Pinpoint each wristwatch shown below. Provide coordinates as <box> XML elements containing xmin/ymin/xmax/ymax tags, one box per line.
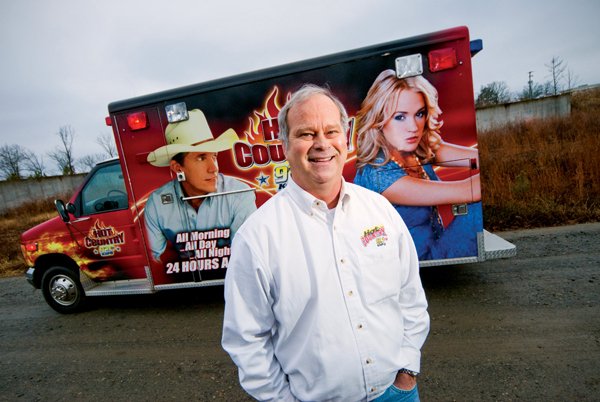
<box><xmin>398</xmin><ymin>368</ymin><xmax>419</xmax><ymax>377</ymax></box>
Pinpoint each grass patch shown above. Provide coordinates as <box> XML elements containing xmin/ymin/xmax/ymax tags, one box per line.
<box><xmin>0</xmin><ymin>198</ymin><xmax>61</xmax><ymax>278</ymax></box>
<box><xmin>479</xmin><ymin>88</ymin><xmax>600</xmax><ymax>230</ymax></box>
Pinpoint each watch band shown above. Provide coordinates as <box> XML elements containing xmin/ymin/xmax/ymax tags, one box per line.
<box><xmin>398</xmin><ymin>368</ymin><xmax>419</xmax><ymax>377</ymax></box>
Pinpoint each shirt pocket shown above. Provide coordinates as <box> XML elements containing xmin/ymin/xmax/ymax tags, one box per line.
<box><xmin>356</xmin><ymin>245</ymin><xmax>401</xmax><ymax>305</ymax></box>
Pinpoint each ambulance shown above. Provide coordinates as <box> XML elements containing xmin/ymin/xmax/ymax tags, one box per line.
<box><xmin>21</xmin><ymin>26</ymin><xmax>516</xmax><ymax>313</ymax></box>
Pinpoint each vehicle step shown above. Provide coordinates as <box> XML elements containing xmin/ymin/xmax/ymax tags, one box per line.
<box><xmin>84</xmin><ymin>279</ymin><xmax>154</xmax><ymax>296</ymax></box>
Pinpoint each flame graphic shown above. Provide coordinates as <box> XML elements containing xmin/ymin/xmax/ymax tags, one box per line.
<box><xmin>243</xmin><ymin>86</ymin><xmax>287</xmax><ymax>143</ymax></box>
<box><xmin>22</xmin><ymin>218</ymin><xmax>125</xmax><ymax>282</ymax></box>
<box><xmin>23</xmin><ymin>232</ymin><xmax>95</xmax><ymax>274</ymax></box>
<box><xmin>222</xmin><ymin>86</ymin><xmax>290</xmax><ymax>197</ymax></box>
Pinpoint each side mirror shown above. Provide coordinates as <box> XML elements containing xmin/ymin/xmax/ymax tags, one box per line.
<box><xmin>66</xmin><ymin>202</ymin><xmax>76</xmax><ymax>214</ymax></box>
<box><xmin>55</xmin><ymin>199</ymin><xmax>70</xmax><ymax>223</ymax></box>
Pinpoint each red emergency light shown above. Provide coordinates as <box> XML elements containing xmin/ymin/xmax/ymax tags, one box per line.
<box><xmin>127</xmin><ymin>111</ymin><xmax>148</xmax><ymax>131</ymax></box>
<box><xmin>428</xmin><ymin>47</ymin><xmax>458</xmax><ymax>72</ymax></box>
<box><xmin>24</xmin><ymin>242</ymin><xmax>38</xmax><ymax>252</ymax></box>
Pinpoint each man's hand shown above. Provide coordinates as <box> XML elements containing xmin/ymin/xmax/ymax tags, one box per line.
<box><xmin>393</xmin><ymin>371</ymin><xmax>417</xmax><ymax>391</ymax></box>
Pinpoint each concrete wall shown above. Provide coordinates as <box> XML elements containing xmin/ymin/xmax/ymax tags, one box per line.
<box><xmin>476</xmin><ymin>93</ymin><xmax>571</xmax><ymax>131</ymax></box>
<box><xmin>0</xmin><ymin>174</ymin><xmax>86</xmax><ymax>214</ymax></box>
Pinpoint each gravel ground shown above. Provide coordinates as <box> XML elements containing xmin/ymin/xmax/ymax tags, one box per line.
<box><xmin>1</xmin><ymin>223</ymin><xmax>599</xmax><ymax>401</ymax></box>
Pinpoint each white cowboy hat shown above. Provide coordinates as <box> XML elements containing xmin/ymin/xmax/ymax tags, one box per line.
<box><xmin>147</xmin><ymin>109</ymin><xmax>238</xmax><ymax>167</ymax></box>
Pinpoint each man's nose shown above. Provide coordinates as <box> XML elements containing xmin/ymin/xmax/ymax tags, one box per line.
<box><xmin>313</xmin><ymin>132</ymin><xmax>329</xmax><ymax>149</ymax></box>
<box><xmin>207</xmin><ymin>157</ymin><xmax>218</xmax><ymax>173</ymax></box>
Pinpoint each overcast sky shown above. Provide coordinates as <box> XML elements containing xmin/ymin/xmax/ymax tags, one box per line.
<box><xmin>1</xmin><ymin>0</ymin><xmax>599</xmax><ymax>174</ymax></box>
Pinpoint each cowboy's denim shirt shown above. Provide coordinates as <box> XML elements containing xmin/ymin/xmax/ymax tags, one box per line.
<box><xmin>144</xmin><ymin>173</ymin><xmax>256</xmax><ymax>260</ymax></box>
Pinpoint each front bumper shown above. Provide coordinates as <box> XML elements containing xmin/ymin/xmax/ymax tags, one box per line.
<box><xmin>26</xmin><ymin>267</ymin><xmax>37</xmax><ymax>288</ymax></box>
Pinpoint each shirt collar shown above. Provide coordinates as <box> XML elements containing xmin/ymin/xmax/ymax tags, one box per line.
<box><xmin>173</xmin><ymin>179</ymin><xmax>185</xmax><ymax>199</ymax></box>
<box><xmin>286</xmin><ymin>175</ymin><xmax>351</xmax><ymax>214</ymax></box>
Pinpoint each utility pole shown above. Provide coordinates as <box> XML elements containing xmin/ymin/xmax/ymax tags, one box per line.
<box><xmin>528</xmin><ymin>71</ymin><xmax>534</xmax><ymax>99</ymax></box>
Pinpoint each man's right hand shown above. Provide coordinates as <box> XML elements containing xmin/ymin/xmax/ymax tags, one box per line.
<box><xmin>393</xmin><ymin>371</ymin><xmax>417</xmax><ymax>391</ymax></box>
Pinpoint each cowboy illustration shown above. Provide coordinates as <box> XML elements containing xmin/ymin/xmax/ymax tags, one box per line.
<box><xmin>144</xmin><ymin>109</ymin><xmax>257</xmax><ymax>263</ymax></box>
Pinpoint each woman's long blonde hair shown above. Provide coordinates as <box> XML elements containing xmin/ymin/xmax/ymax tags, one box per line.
<box><xmin>356</xmin><ymin>70</ymin><xmax>443</xmax><ymax>169</ymax></box>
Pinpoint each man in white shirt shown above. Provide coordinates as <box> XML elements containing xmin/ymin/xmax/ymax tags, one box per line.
<box><xmin>222</xmin><ymin>85</ymin><xmax>429</xmax><ymax>401</ymax></box>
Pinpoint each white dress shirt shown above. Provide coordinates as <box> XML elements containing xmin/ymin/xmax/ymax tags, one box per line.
<box><xmin>222</xmin><ymin>177</ymin><xmax>429</xmax><ymax>402</ymax></box>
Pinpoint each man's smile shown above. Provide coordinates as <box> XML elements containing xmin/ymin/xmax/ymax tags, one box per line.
<box><xmin>308</xmin><ymin>155</ymin><xmax>336</xmax><ymax>163</ymax></box>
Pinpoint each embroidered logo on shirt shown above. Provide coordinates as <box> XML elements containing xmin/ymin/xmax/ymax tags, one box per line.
<box><xmin>361</xmin><ymin>225</ymin><xmax>388</xmax><ymax>247</ymax></box>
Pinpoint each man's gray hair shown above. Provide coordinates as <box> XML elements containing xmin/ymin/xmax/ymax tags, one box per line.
<box><xmin>277</xmin><ymin>84</ymin><xmax>349</xmax><ymax>147</ymax></box>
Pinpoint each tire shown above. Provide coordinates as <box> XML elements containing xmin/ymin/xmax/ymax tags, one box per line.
<box><xmin>41</xmin><ymin>266</ymin><xmax>86</xmax><ymax>314</ymax></box>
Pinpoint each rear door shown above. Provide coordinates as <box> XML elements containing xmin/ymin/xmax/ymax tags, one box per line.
<box><xmin>112</xmin><ymin>107</ymin><xmax>197</xmax><ymax>285</ymax></box>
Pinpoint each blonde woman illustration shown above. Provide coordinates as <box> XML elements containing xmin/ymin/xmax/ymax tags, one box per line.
<box><xmin>354</xmin><ymin>70</ymin><xmax>482</xmax><ymax>260</ymax></box>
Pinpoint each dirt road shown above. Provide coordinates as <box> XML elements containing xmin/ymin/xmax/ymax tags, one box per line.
<box><xmin>1</xmin><ymin>223</ymin><xmax>599</xmax><ymax>401</ymax></box>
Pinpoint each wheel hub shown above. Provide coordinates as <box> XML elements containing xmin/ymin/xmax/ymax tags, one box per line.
<box><xmin>49</xmin><ymin>275</ymin><xmax>77</xmax><ymax>306</ymax></box>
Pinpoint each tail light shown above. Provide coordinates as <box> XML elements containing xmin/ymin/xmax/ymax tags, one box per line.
<box><xmin>127</xmin><ymin>111</ymin><xmax>148</xmax><ymax>131</ymax></box>
<box><xmin>428</xmin><ymin>47</ymin><xmax>458</xmax><ymax>72</ymax></box>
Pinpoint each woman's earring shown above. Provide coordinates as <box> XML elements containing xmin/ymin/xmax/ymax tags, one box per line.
<box><xmin>176</xmin><ymin>171</ymin><xmax>186</xmax><ymax>182</ymax></box>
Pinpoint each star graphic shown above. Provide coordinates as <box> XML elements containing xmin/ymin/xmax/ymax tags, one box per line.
<box><xmin>256</xmin><ymin>173</ymin><xmax>270</xmax><ymax>187</ymax></box>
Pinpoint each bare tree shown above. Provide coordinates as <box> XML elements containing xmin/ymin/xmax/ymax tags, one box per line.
<box><xmin>78</xmin><ymin>153</ymin><xmax>104</xmax><ymax>172</ymax></box>
<box><xmin>23</xmin><ymin>151</ymin><xmax>46</xmax><ymax>178</ymax></box>
<box><xmin>96</xmin><ymin>132</ymin><xmax>117</xmax><ymax>158</ymax></box>
<box><xmin>0</xmin><ymin>144</ymin><xmax>28</xmax><ymax>180</ymax></box>
<box><xmin>566</xmin><ymin>69</ymin><xmax>580</xmax><ymax>91</ymax></box>
<box><xmin>48</xmin><ymin>125</ymin><xmax>76</xmax><ymax>175</ymax></box>
<box><xmin>476</xmin><ymin>81</ymin><xmax>512</xmax><ymax>107</ymax></box>
<box><xmin>545</xmin><ymin>56</ymin><xmax>567</xmax><ymax>95</ymax></box>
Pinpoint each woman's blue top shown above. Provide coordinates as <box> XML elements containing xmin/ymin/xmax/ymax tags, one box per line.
<box><xmin>354</xmin><ymin>153</ymin><xmax>482</xmax><ymax>261</ymax></box>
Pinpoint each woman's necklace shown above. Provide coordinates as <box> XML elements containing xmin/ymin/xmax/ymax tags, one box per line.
<box><xmin>389</xmin><ymin>152</ymin><xmax>429</xmax><ymax>180</ymax></box>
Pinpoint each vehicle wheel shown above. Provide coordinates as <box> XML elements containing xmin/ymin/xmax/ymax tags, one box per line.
<box><xmin>41</xmin><ymin>266</ymin><xmax>86</xmax><ymax>314</ymax></box>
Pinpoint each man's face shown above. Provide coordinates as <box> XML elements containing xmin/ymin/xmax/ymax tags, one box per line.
<box><xmin>283</xmin><ymin>94</ymin><xmax>347</xmax><ymax>196</ymax></box>
<box><xmin>171</xmin><ymin>152</ymin><xmax>218</xmax><ymax>196</ymax></box>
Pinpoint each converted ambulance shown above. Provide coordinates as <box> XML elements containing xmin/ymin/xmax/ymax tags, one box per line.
<box><xmin>21</xmin><ymin>26</ymin><xmax>515</xmax><ymax>313</ymax></box>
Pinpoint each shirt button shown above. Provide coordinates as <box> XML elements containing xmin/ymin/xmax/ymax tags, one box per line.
<box><xmin>340</xmin><ymin>258</ymin><xmax>345</xmax><ymax>264</ymax></box>
<box><xmin>366</xmin><ymin>358</ymin><xmax>373</xmax><ymax>364</ymax></box>
<box><xmin>357</xmin><ymin>323</ymin><xmax>363</xmax><ymax>329</ymax></box>
<box><xmin>370</xmin><ymin>387</ymin><xmax>377</xmax><ymax>392</ymax></box>
<box><xmin>348</xmin><ymin>290</ymin><xmax>353</xmax><ymax>297</ymax></box>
